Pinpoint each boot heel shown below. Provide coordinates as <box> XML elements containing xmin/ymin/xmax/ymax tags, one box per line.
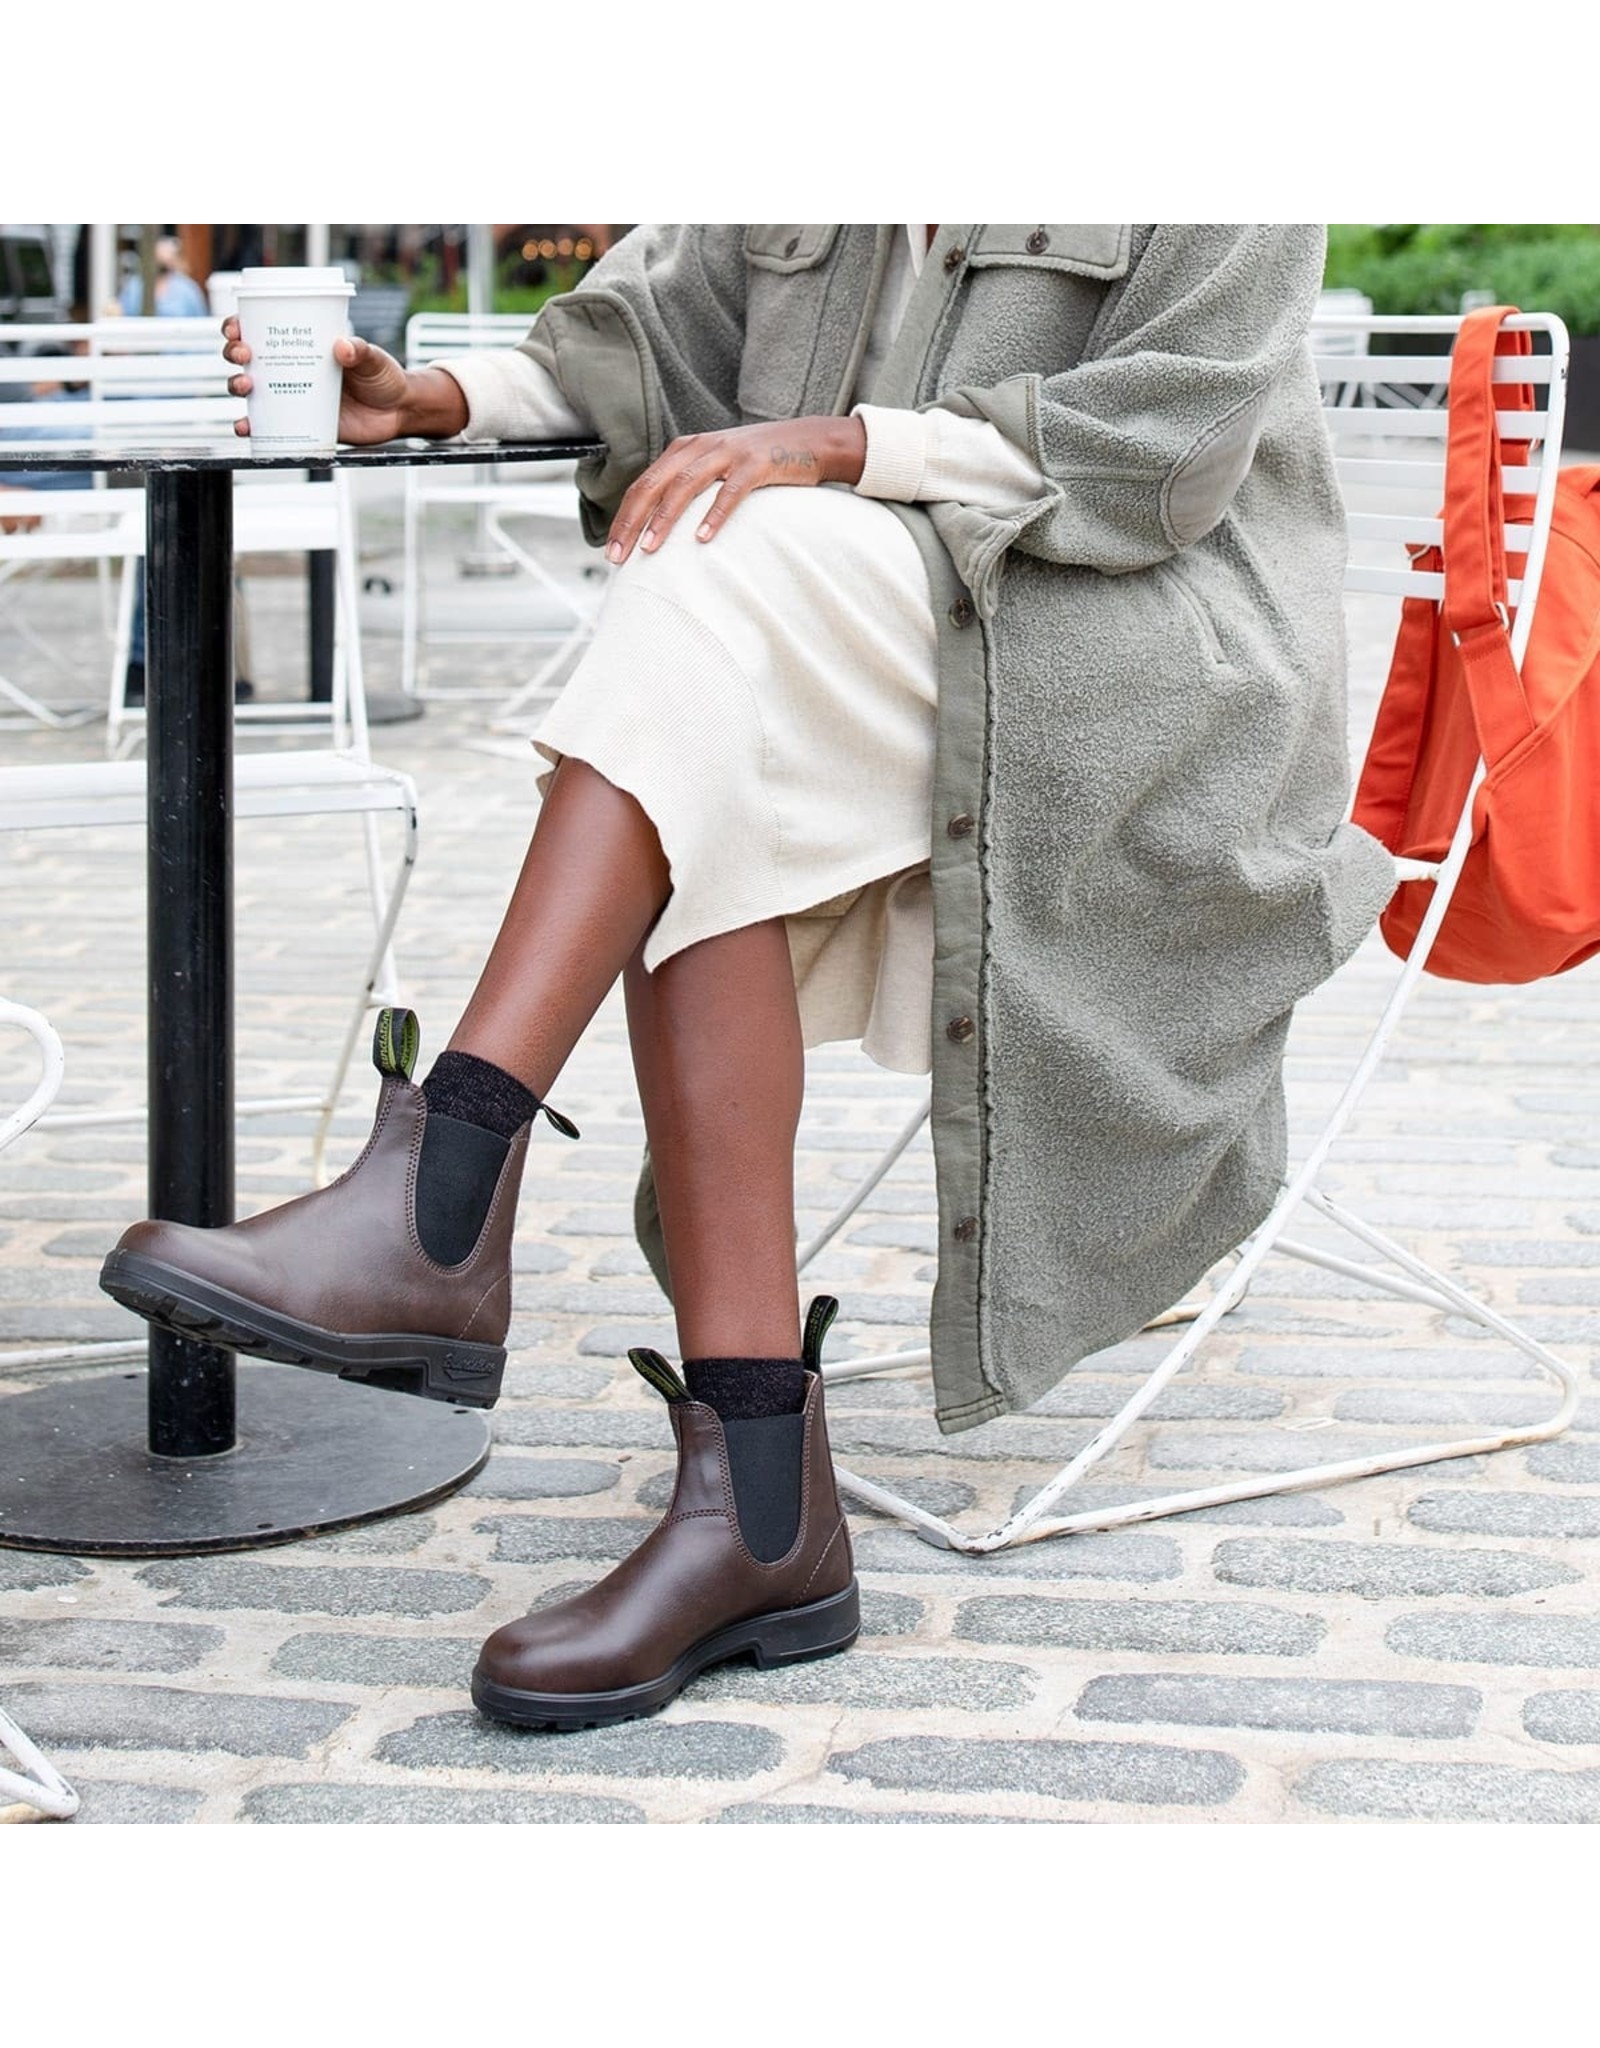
<box><xmin>747</xmin><ymin>1581</ymin><xmax>861</xmax><ymax>1669</ymax></box>
<box><xmin>419</xmin><ymin>1340</ymin><xmax>506</xmax><ymax>1408</ymax></box>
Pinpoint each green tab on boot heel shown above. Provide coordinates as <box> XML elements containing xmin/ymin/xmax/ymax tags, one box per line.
<box><xmin>802</xmin><ymin>1296</ymin><xmax>840</xmax><ymax>1373</ymax></box>
<box><xmin>629</xmin><ymin>1348</ymin><xmax>688</xmax><ymax>1403</ymax></box>
<box><xmin>372</xmin><ymin>1008</ymin><xmax>421</xmax><ymax>1082</ymax></box>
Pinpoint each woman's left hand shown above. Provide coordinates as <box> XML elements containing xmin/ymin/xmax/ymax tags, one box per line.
<box><xmin>606</xmin><ymin>414</ymin><xmax>868</xmax><ymax>564</ymax></box>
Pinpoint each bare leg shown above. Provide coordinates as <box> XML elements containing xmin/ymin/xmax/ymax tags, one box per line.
<box><xmin>625</xmin><ymin>921</ymin><xmax>804</xmax><ymax>1360</ymax></box>
<box><xmin>448</xmin><ymin>755</ymin><xmax>671</xmax><ymax>1097</ymax></box>
<box><xmin>451</xmin><ymin>750</ymin><xmax>804</xmax><ymax>1358</ymax></box>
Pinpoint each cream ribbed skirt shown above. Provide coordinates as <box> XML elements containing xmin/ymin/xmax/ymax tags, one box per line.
<box><xmin>533</xmin><ymin>482</ymin><xmax>938</xmax><ymax>1074</ymax></box>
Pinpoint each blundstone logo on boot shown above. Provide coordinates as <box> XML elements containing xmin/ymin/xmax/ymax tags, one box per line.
<box><xmin>441</xmin><ymin>1352</ymin><xmax>493</xmax><ymax>1380</ymax></box>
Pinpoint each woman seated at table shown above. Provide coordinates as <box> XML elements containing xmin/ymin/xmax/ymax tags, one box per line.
<box><xmin>102</xmin><ymin>225</ymin><xmax>1393</xmax><ymax>1730</ymax></box>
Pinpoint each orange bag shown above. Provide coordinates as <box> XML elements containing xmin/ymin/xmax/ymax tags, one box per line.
<box><xmin>1351</xmin><ymin>305</ymin><xmax>1600</xmax><ymax>983</ymax></box>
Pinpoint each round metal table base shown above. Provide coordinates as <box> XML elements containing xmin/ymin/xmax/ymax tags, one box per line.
<box><xmin>0</xmin><ymin>1364</ymin><xmax>491</xmax><ymax>1557</ymax></box>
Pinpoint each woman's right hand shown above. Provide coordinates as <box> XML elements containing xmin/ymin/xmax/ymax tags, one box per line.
<box><xmin>222</xmin><ymin>319</ymin><xmax>415</xmax><ymax>444</ymax></box>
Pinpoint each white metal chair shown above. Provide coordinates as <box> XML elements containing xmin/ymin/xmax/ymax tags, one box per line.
<box><xmin>806</xmin><ymin>310</ymin><xmax>1581</xmax><ymax>1554</ymax></box>
<box><xmin>0</xmin><ymin>462</ymin><xmax>419</xmax><ymax>1181</ymax></box>
<box><xmin>397</xmin><ymin>311</ymin><xmax>603</xmax><ymax>719</ymax></box>
<box><xmin>0</xmin><ymin>996</ymin><xmax>81</xmax><ymax>1823</ymax></box>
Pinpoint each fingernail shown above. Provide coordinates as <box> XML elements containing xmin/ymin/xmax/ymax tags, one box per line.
<box><xmin>641</xmin><ymin>529</ymin><xmax>657</xmax><ymax>551</ymax></box>
<box><xmin>606</xmin><ymin>542</ymin><xmax>623</xmax><ymax>562</ymax></box>
<box><xmin>696</xmin><ymin>522</ymin><xmax>713</xmax><ymax>541</ymax></box>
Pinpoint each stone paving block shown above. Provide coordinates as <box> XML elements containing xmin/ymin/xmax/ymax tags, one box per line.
<box><xmin>829</xmin><ymin>1413</ymin><xmax>1094</xmax><ymax>1463</ymax></box>
<box><xmin>507</xmin><ymin>1362</ymin><xmax>616</xmax><ymax>1400</ymax></box>
<box><xmin>859</xmin><ymin>1590</ymin><xmax>924</xmax><ymax>1638</ymax></box>
<box><xmin>474</xmin><ymin>1514</ymin><xmax>653</xmax><ymax>1566</ymax></box>
<box><xmin>852</xmin><ymin>1526</ymin><xmax>1182</xmax><ymax>1583</ymax></box>
<box><xmin>70</xmin><ymin>1781</ymin><xmax>207</xmax><ymax>1824</ymax></box>
<box><xmin>1296</xmin><ymin>1759</ymin><xmax>1600</xmax><ymax>1822</ymax></box>
<box><xmin>1524</xmin><ymin>1441</ymin><xmax>1600</xmax><ymax>1484</ymax></box>
<box><xmin>377</xmin><ymin>1710</ymin><xmax>783</xmax><ymax>1781</ymax></box>
<box><xmin>1522</xmin><ymin>1691</ymin><xmax>1600</xmax><ymax>1744</ymax></box>
<box><xmin>1333</xmin><ymin>1388</ymin><xmax>1570</xmax><ymax>1427</ymax></box>
<box><xmin>136</xmin><ymin>1559</ymin><xmax>493</xmax><ymax>1617</ymax></box>
<box><xmin>1145</xmin><ymin>1428</ymin><xmax>1409</xmax><ymax>1472</ymax></box>
<box><xmin>492</xmin><ymin>1407</ymin><xmax>673</xmax><ymax>1451</ymax></box>
<box><xmin>1211</xmin><ymin>1536</ymin><xmax>1579</xmax><ymax>1600</ymax></box>
<box><xmin>832</xmin><ymin>1735</ymin><xmax>1244</xmax><ymax>1808</ymax></box>
<box><xmin>1028</xmin><ymin>1380</ymin><xmax>1285</xmax><ymax>1422</ymax></box>
<box><xmin>955</xmin><ymin>1596</ymin><xmax>1323</xmax><ymax>1657</ymax></box>
<box><xmin>240</xmin><ymin>1783</ymin><xmax>646</xmax><ymax>1823</ymax></box>
<box><xmin>509</xmin><ymin>1242</ymin><xmax>571</xmax><ymax>1275</ymax></box>
<box><xmin>299</xmin><ymin>1513</ymin><xmax>438</xmax><ymax>1557</ymax></box>
<box><xmin>3</xmin><ymin>1682</ymin><xmax>350</xmax><ymax>1757</ymax></box>
<box><xmin>846</xmin><ymin>1219</ymin><xmax>938</xmax><ymax>1255</ymax></box>
<box><xmin>1452</xmin><ymin>1238</ymin><xmax>1600</xmax><ymax>1269</ymax></box>
<box><xmin>1237</xmin><ymin>1343</ymin><xmax>1539</xmax><ymax>1382</ymax></box>
<box><xmin>695</xmin><ymin>1652</ymin><xmax>1036</xmax><ymax>1712</ymax></box>
<box><xmin>464</xmin><ymin>1455</ymin><xmax>622</xmax><ymax>1501</ymax></box>
<box><xmin>0</xmin><ymin>1552</ymin><xmax>90</xmax><ymax>1591</ymax></box>
<box><xmin>0</xmin><ymin>1619</ymin><xmax>223</xmax><ymax>1673</ymax></box>
<box><xmin>587</xmin><ymin>1246</ymin><xmax>656</xmax><ymax>1278</ymax></box>
<box><xmin>270</xmin><ymin>1632</ymin><xmax>482</xmax><ymax>1689</ymax></box>
<box><xmin>574</xmin><ymin>1322</ymin><xmax>678</xmax><ymax>1358</ymax></box>
<box><xmin>1075</xmin><ymin>1671</ymin><xmax>1481</xmax><ymax>1739</ymax></box>
<box><xmin>546</xmin><ymin>1206</ymin><xmax>636</xmax><ymax>1237</ymax></box>
<box><xmin>1407</xmin><ymin>1491</ymin><xmax>1600</xmax><ymax>1539</ymax></box>
<box><xmin>714</xmin><ymin>1802</ymin><xmax>1033</xmax><ymax>1823</ymax></box>
<box><xmin>1387</xmin><ymin>1612</ymin><xmax>1600</xmax><ymax>1669</ymax></box>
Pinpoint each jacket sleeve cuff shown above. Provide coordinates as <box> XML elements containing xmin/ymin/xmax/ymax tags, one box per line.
<box><xmin>434</xmin><ymin>349</ymin><xmax>591</xmax><ymax>444</ymax></box>
<box><xmin>851</xmin><ymin>403</ymin><xmax>932</xmax><ymax>500</ymax></box>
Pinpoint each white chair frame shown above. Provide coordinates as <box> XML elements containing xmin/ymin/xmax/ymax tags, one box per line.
<box><xmin>806</xmin><ymin>311</ymin><xmax>1581</xmax><ymax>1554</ymax></box>
<box><xmin>0</xmin><ymin>996</ymin><xmax>81</xmax><ymax>1823</ymax></box>
<box><xmin>0</xmin><ymin>471</ymin><xmax>418</xmax><ymax>1183</ymax></box>
<box><xmin>397</xmin><ymin>312</ymin><xmax>603</xmax><ymax>718</ymax></box>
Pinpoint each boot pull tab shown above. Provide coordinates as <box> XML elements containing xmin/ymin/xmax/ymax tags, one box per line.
<box><xmin>372</xmin><ymin>1008</ymin><xmax>421</xmax><ymax>1082</ymax></box>
<box><xmin>802</xmin><ymin>1295</ymin><xmax>840</xmax><ymax>1374</ymax></box>
<box><xmin>628</xmin><ymin>1348</ymin><xmax>688</xmax><ymax>1403</ymax></box>
<box><xmin>537</xmin><ymin>1103</ymin><xmax>582</xmax><ymax>1141</ymax></box>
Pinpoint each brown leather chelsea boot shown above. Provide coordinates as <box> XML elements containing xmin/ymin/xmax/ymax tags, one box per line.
<box><xmin>98</xmin><ymin>1009</ymin><xmax>575</xmax><ymax>1409</ymax></box>
<box><xmin>472</xmin><ymin>1297</ymin><xmax>860</xmax><ymax>1728</ymax></box>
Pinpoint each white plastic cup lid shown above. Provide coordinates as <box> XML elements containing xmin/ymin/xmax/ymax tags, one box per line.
<box><xmin>235</xmin><ymin>266</ymin><xmax>354</xmax><ymax>294</ymax></box>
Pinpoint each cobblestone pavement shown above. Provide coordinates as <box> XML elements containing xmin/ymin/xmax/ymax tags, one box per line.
<box><xmin>2</xmin><ymin>476</ymin><xmax>1598</xmax><ymax>1824</ymax></box>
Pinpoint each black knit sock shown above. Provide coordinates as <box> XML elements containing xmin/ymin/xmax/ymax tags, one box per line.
<box><xmin>685</xmin><ymin>1355</ymin><xmax>808</xmax><ymax>1564</ymax></box>
<box><xmin>415</xmin><ymin>1053</ymin><xmax>539</xmax><ymax>1267</ymax></box>
<box><xmin>422</xmin><ymin>1050</ymin><xmax>543</xmax><ymax>1141</ymax></box>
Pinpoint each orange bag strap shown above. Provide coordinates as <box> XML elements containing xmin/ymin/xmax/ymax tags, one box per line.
<box><xmin>1442</xmin><ymin>307</ymin><xmax>1539</xmax><ymax>766</ymax></box>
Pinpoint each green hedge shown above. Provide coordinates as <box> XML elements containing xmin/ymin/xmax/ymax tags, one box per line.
<box><xmin>1326</xmin><ymin>225</ymin><xmax>1600</xmax><ymax>334</ymax></box>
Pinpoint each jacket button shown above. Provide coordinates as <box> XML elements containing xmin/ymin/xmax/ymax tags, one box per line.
<box><xmin>1026</xmin><ymin>229</ymin><xmax>1050</xmax><ymax>255</ymax></box>
<box><xmin>948</xmin><ymin>595</ymin><xmax>975</xmax><ymax>628</ymax></box>
<box><xmin>946</xmin><ymin>812</ymin><xmax>976</xmax><ymax>839</ymax></box>
<box><xmin>946</xmin><ymin>1016</ymin><xmax>975</xmax><ymax>1044</ymax></box>
<box><xmin>943</xmin><ymin>245</ymin><xmax>965</xmax><ymax>272</ymax></box>
<box><xmin>784</xmin><ymin>235</ymin><xmax>800</xmax><ymax>258</ymax></box>
<box><xmin>953</xmin><ymin>1215</ymin><xmax>979</xmax><ymax>1243</ymax></box>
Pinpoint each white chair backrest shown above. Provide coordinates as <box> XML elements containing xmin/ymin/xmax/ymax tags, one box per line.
<box><xmin>0</xmin><ymin>317</ymin><xmax>233</xmax><ymax>444</ymax></box>
<box><xmin>404</xmin><ymin>311</ymin><xmax>536</xmax><ymax>367</ymax></box>
<box><xmin>1311</xmin><ymin>310</ymin><xmax>1570</xmax><ymax>671</ymax></box>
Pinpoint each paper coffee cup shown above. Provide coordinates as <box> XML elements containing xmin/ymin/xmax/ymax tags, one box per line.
<box><xmin>233</xmin><ymin>267</ymin><xmax>356</xmax><ymax>454</ymax></box>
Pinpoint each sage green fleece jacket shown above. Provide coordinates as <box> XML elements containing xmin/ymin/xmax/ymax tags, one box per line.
<box><xmin>523</xmin><ymin>224</ymin><xmax>1395</xmax><ymax>1433</ymax></box>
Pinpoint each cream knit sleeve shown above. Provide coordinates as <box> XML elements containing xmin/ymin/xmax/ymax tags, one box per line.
<box><xmin>851</xmin><ymin>401</ymin><xmax>1046</xmax><ymax>512</ymax></box>
<box><xmin>434</xmin><ymin>348</ymin><xmax>593</xmax><ymax>444</ymax></box>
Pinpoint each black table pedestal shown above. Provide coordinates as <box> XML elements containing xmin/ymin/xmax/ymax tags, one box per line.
<box><xmin>0</xmin><ymin>1367</ymin><xmax>490</xmax><ymax>1556</ymax></box>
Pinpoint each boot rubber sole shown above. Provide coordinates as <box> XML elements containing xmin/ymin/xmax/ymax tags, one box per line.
<box><xmin>98</xmin><ymin>1247</ymin><xmax>505</xmax><ymax>1409</ymax></box>
<box><xmin>470</xmin><ymin>1579</ymin><xmax>862</xmax><ymax>1730</ymax></box>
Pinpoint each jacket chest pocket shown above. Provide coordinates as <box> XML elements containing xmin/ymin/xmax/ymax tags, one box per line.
<box><xmin>967</xmin><ymin>224</ymin><xmax>1131</xmax><ymax>280</ymax></box>
<box><xmin>738</xmin><ymin>224</ymin><xmax>840</xmax><ymax>422</ymax></box>
<box><xmin>940</xmin><ymin>224</ymin><xmax>1133</xmax><ymax>389</ymax></box>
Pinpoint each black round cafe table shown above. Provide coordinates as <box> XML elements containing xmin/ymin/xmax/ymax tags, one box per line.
<box><xmin>0</xmin><ymin>436</ymin><xmax>602</xmax><ymax>1555</ymax></box>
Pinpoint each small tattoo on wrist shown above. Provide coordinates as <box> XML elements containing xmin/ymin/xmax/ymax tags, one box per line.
<box><xmin>768</xmin><ymin>447</ymin><xmax>818</xmax><ymax>470</ymax></box>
